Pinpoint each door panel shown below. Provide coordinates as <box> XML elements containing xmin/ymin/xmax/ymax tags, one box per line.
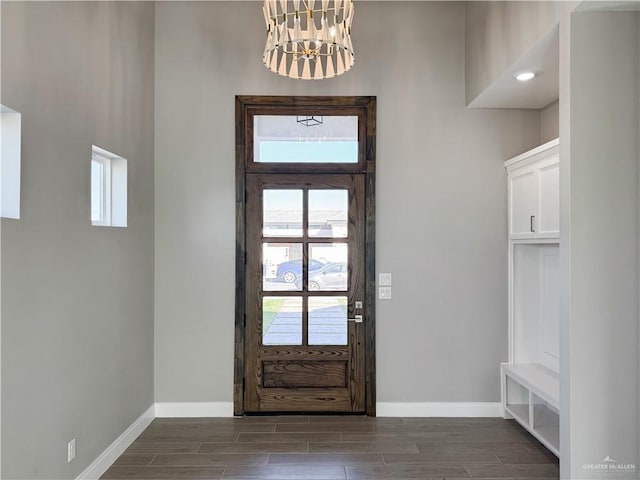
<box><xmin>245</xmin><ymin>174</ymin><xmax>365</xmax><ymax>413</ymax></box>
<box><xmin>510</xmin><ymin>168</ymin><xmax>538</xmax><ymax>235</ymax></box>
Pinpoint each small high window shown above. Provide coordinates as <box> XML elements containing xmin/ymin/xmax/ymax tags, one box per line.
<box><xmin>1</xmin><ymin>105</ymin><xmax>22</xmax><ymax>219</ymax></box>
<box><xmin>91</xmin><ymin>145</ymin><xmax>127</xmax><ymax>227</ymax></box>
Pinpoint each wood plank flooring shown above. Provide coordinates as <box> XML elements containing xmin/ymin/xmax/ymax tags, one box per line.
<box><xmin>101</xmin><ymin>417</ymin><xmax>559</xmax><ymax>480</ymax></box>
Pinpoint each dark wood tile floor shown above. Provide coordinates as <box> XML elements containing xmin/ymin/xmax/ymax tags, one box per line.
<box><xmin>101</xmin><ymin>417</ymin><xmax>559</xmax><ymax>480</ymax></box>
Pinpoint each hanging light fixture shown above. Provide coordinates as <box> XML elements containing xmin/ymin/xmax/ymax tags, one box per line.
<box><xmin>262</xmin><ymin>0</ymin><xmax>355</xmax><ymax>80</ymax></box>
<box><xmin>296</xmin><ymin>115</ymin><xmax>323</xmax><ymax>126</ymax></box>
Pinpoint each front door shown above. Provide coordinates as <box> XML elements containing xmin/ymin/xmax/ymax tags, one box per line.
<box><xmin>245</xmin><ymin>174</ymin><xmax>365</xmax><ymax>412</ymax></box>
<box><xmin>235</xmin><ymin>96</ymin><xmax>376</xmax><ymax>415</ymax></box>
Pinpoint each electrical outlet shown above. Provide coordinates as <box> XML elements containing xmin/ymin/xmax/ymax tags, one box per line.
<box><xmin>67</xmin><ymin>438</ymin><xmax>76</xmax><ymax>463</ymax></box>
<box><xmin>379</xmin><ymin>273</ymin><xmax>392</xmax><ymax>286</ymax></box>
<box><xmin>379</xmin><ymin>286</ymin><xmax>392</xmax><ymax>300</ymax></box>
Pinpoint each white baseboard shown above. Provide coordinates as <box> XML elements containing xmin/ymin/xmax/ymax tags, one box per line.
<box><xmin>75</xmin><ymin>405</ymin><xmax>155</xmax><ymax>480</ymax></box>
<box><xmin>155</xmin><ymin>402</ymin><xmax>234</xmax><ymax>418</ymax></box>
<box><xmin>376</xmin><ymin>402</ymin><xmax>502</xmax><ymax>417</ymax></box>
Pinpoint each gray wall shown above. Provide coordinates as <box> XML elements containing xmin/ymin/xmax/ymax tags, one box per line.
<box><xmin>557</xmin><ymin>5</ymin><xmax>573</xmax><ymax>477</ymax></box>
<box><xmin>567</xmin><ymin>10</ymin><xmax>639</xmax><ymax>478</ymax></box>
<box><xmin>154</xmin><ymin>1</ymin><xmax>541</xmax><ymax>405</ymax></box>
<box><xmin>465</xmin><ymin>1</ymin><xmax>576</xmax><ymax>105</ymax></box>
<box><xmin>1</xmin><ymin>2</ymin><xmax>155</xmax><ymax>478</ymax></box>
<box><xmin>540</xmin><ymin>100</ymin><xmax>559</xmax><ymax>143</ymax></box>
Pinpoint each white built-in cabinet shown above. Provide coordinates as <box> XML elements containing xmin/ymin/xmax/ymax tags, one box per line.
<box><xmin>501</xmin><ymin>138</ymin><xmax>560</xmax><ymax>457</ymax></box>
<box><xmin>507</xmin><ymin>140</ymin><xmax>559</xmax><ymax>239</ymax></box>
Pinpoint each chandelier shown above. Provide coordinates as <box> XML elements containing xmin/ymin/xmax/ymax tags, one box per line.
<box><xmin>262</xmin><ymin>0</ymin><xmax>355</xmax><ymax>80</ymax></box>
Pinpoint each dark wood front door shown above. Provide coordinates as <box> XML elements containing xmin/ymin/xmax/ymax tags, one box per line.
<box><xmin>235</xmin><ymin>96</ymin><xmax>376</xmax><ymax>415</ymax></box>
<box><xmin>244</xmin><ymin>174</ymin><xmax>365</xmax><ymax>413</ymax></box>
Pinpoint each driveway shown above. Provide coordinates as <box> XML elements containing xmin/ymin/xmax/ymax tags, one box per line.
<box><xmin>263</xmin><ymin>296</ymin><xmax>347</xmax><ymax>346</ymax></box>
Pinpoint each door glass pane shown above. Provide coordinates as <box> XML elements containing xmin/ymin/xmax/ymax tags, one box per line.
<box><xmin>263</xmin><ymin>243</ymin><xmax>302</xmax><ymax>290</ymax></box>
<box><xmin>263</xmin><ymin>189</ymin><xmax>303</xmax><ymax>237</ymax></box>
<box><xmin>254</xmin><ymin>116</ymin><xmax>358</xmax><ymax>164</ymax></box>
<box><xmin>308</xmin><ymin>190</ymin><xmax>348</xmax><ymax>238</ymax></box>
<box><xmin>309</xmin><ymin>297</ymin><xmax>348</xmax><ymax>345</ymax></box>
<box><xmin>263</xmin><ymin>297</ymin><xmax>302</xmax><ymax>346</ymax></box>
<box><xmin>308</xmin><ymin>244</ymin><xmax>348</xmax><ymax>291</ymax></box>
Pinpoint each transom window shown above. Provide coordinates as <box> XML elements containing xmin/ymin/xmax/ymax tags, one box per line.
<box><xmin>254</xmin><ymin>115</ymin><xmax>358</xmax><ymax>164</ymax></box>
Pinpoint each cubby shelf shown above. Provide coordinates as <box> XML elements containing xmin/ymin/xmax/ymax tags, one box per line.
<box><xmin>502</xmin><ymin>363</ymin><xmax>560</xmax><ymax>455</ymax></box>
<box><xmin>503</xmin><ymin>363</ymin><xmax>559</xmax><ymax>410</ymax></box>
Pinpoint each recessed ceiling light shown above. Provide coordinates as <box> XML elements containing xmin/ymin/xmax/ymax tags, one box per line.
<box><xmin>515</xmin><ymin>72</ymin><xmax>536</xmax><ymax>82</ymax></box>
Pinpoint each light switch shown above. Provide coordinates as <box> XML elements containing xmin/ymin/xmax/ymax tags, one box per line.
<box><xmin>379</xmin><ymin>273</ymin><xmax>392</xmax><ymax>286</ymax></box>
<box><xmin>379</xmin><ymin>286</ymin><xmax>392</xmax><ymax>300</ymax></box>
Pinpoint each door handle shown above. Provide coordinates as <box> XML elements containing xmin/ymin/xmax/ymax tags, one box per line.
<box><xmin>348</xmin><ymin>315</ymin><xmax>363</xmax><ymax>323</ymax></box>
<box><xmin>530</xmin><ymin>215</ymin><xmax>536</xmax><ymax>233</ymax></box>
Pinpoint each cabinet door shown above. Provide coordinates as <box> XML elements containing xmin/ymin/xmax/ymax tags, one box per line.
<box><xmin>538</xmin><ymin>160</ymin><xmax>559</xmax><ymax>236</ymax></box>
<box><xmin>510</xmin><ymin>168</ymin><xmax>538</xmax><ymax>236</ymax></box>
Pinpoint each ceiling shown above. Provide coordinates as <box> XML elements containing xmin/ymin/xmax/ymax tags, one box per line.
<box><xmin>467</xmin><ymin>25</ymin><xmax>559</xmax><ymax>110</ymax></box>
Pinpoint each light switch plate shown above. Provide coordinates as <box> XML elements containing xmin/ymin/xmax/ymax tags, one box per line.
<box><xmin>379</xmin><ymin>286</ymin><xmax>392</xmax><ymax>300</ymax></box>
<box><xmin>379</xmin><ymin>273</ymin><xmax>392</xmax><ymax>286</ymax></box>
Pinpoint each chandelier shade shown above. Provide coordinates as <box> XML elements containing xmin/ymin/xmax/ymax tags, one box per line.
<box><xmin>262</xmin><ymin>0</ymin><xmax>355</xmax><ymax>80</ymax></box>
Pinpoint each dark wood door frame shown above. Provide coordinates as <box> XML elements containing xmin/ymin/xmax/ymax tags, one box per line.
<box><xmin>234</xmin><ymin>95</ymin><xmax>376</xmax><ymax>416</ymax></box>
